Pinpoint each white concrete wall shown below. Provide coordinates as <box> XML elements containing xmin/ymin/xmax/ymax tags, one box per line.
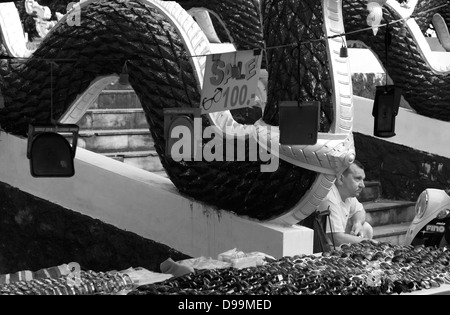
<box><xmin>353</xmin><ymin>96</ymin><xmax>450</xmax><ymax>159</ymax></box>
<box><xmin>348</xmin><ymin>48</ymin><xmax>385</xmax><ymax>74</ymax></box>
<box><xmin>347</xmin><ymin>47</ymin><xmax>450</xmax><ymax>159</ymax></box>
<box><xmin>0</xmin><ymin>131</ymin><xmax>313</xmax><ymax>259</ymax></box>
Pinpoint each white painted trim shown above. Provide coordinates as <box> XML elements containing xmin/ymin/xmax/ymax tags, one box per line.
<box><xmin>0</xmin><ymin>2</ymin><xmax>34</xmax><ymax>57</ymax></box>
<box><xmin>59</xmin><ymin>75</ymin><xmax>119</xmax><ymax>124</ymax></box>
<box><xmin>406</xmin><ymin>19</ymin><xmax>450</xmax><ymax>74</ymax></box>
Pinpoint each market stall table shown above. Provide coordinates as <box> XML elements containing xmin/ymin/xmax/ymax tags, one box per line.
<box><xmin>1</xmin><ymin>241</ymin><xmax>449</xmax><ymax>295</ymax></box>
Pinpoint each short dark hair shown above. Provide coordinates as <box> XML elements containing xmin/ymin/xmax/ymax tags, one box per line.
<box><xmin>343</xmin><ymin>159</ymin><xmax>364</xmax><ymax>175</ymax></box>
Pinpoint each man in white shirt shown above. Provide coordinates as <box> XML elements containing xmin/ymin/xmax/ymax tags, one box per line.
<box><xmin>317</xmin><ymin>160</ymin><xmax>374</xmax><ymax>247</ymax></box>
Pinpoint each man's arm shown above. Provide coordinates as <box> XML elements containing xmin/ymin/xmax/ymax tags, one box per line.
<box><xmin>327</xmin><ymin>231</ymin><xmax>368</xmax><ymax>247</ymax></box>
<box><xmin>349</xmin><ymin>210</ymin><xmax>366</xmax><ymax>237</ymax></box>
<box><xmin>328</xmin><ymin>206</ymin><xmax>369</xmax><ymax>246</ymax></box>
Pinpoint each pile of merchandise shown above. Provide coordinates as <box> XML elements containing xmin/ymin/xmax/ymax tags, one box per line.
<box><xmin>129</xmin><ymin>240</ymin><xmax>450</xmax><ymax>295</ymax></box>
<box><xmin>0</xmin><ymin>268</ymin><xmax>134</xmax><ymax>295</ymax></box>
<box><xmin>2</xmin><ymin>240</ymin><xmax>450</xmax><ymax>295</ymax></box>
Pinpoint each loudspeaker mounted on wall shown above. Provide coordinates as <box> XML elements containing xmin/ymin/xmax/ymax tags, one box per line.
<box><xmin>279</xmin><ymin>101</ymin><xmax>320</xmax><ymax>145</ymax></box>
<box><xmin>372</xmin><ymin>85</ymin><xmax>402</xmax><ymax>138</ymax></box>
<box><xmin>26</xmin><ymin>123</ymin><xmax>79</xmax><ymax>177</ymax></box>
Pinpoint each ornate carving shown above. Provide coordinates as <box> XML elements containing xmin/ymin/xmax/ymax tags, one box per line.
<box><xmin>24</xmin><ymin>0</ymin><xmax>63</xmax><ymax>38</ymax></box>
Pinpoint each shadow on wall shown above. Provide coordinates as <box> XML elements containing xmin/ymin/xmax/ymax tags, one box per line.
<box><xmin>0</xmin><ymin>181</ymin><xmax>191</xmax><ymax>275</ymax></box>
<box><xmin>354</xmin><ymin>132</ymin><xmax>450</xmax><ymax>201</ymax></box>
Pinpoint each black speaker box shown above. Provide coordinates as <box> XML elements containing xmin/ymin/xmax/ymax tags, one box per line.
<box><xmin>279</xmin><ymin>101</ymin><xmax>320</xmax><ymax>145</ymax></box>
<box><xmin>29</xmin><ymin>132</ymin><xmax>75</xmax><ymax>177</ymax></box>
<box><xmin>27</xmin><ymin>123</ymin><xmax>79</xmax><ymax>177</ymax></box>
<box><xmin>372</xmin><ymin>85</ymin><xmax>402</xmax><ymax>138</ymax></box>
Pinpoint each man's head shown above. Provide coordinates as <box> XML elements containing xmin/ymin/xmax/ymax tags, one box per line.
<box><xmin>336</xmin><ymin>160</ymin><xmax>366</xmax><ymax>200</ymax></box>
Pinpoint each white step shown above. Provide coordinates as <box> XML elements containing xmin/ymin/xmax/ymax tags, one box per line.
<box><xmin>373</xmin><ymin>222</ymin><xmax>411</xmax><ymax>246</ymax></box>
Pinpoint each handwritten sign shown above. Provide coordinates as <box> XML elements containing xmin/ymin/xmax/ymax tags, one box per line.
<box><xmin>200</xmin><ymin>50</ymin><xmax>262</xmax><ymax>114</ymax></box>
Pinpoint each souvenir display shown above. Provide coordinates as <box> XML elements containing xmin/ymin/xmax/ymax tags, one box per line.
<box><xmin>129</xmin><ymin>241</ymin><xmax>450</xmax><ymax>295</ymax></box>
<box><xmin>0</xmin><ymin>269</ymin><xmax>133</xmax><ymax>295</ymax></box>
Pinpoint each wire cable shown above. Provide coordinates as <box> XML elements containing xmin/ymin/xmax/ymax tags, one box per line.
<box><xmin>0</xmin><ymin>3</ymin><xmax>446</xmax><ymax>62</ymax></box>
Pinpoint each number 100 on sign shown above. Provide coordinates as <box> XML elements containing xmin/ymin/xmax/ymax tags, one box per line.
<box><xmin>200</xmin><ymin>50</ymin><xmax>262</xmax><ymax>114</ymax></box>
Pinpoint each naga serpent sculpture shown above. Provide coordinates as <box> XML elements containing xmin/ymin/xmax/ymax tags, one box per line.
<box><xmin>0</xmin><ymin>0</ymin><xmax>447</xmax><ymax>224</ymax></box>
<box><xmin>343</xmin><ymin>0</ymin><xmax>450</xmax><ymax>121</ymax></box>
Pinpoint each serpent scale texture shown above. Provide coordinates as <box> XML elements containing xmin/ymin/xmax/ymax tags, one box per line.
<box><xmin>0</xmin><ymin>0</ymin><xmax>333</xmax><ymax>221</ymax></box>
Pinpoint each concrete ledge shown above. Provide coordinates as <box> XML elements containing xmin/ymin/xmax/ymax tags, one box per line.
<box><xmin>0</xmin><ymin>131</ymin><xmax>313</xmax><ymax>259</ymax></box>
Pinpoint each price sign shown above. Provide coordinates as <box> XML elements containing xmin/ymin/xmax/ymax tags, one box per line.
<box><xmin>200</xmin><ymin>50</ymin><xmax>262</xmax><ymax>114</ymax></box>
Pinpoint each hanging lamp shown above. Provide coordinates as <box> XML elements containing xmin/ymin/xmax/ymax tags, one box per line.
<box><xmin>372</xmin><ymin>21</ymin><xmax>402</xmax><ymax>138</ymax></box>
<box><xmin>118</xmin><ymin>60</ymin><xmax>129</xmax><ymax>85</ymax></box>
<box><xmin>27</xmin><ymin>61</ymin><xmax>79</xmax><ymax>177</ymax></box>
<box><xmin>339</xmin><ymin>35</ymin><xmax>348</xmax><ymax>58</ymax></box>
<box><xmin>279</xmin><ymin>44</ymin><xmax>320</xmax><ymax>145</ymax></box>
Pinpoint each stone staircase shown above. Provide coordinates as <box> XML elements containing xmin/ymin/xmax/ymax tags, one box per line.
<box><xmin>360</xmin><ymin>181</ymin><xmax>417</xmax><ymax>245</ymax></box>
<box><xmin>76</xmin><ymin>82</ymin><xmax>167</xmax><ymax>177</ymax></box>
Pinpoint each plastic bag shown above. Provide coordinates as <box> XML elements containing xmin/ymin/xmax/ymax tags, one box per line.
<box><xmin>217</xmin><ymin>248</ymin><xmax>275</xmax><ymax>269</ymax></box>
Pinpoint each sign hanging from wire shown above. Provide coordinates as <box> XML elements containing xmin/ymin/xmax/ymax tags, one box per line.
<box><xmin>200</xmin><ymin>50</ymin><xmax>262</xmax><ymax>115</ymax></box>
